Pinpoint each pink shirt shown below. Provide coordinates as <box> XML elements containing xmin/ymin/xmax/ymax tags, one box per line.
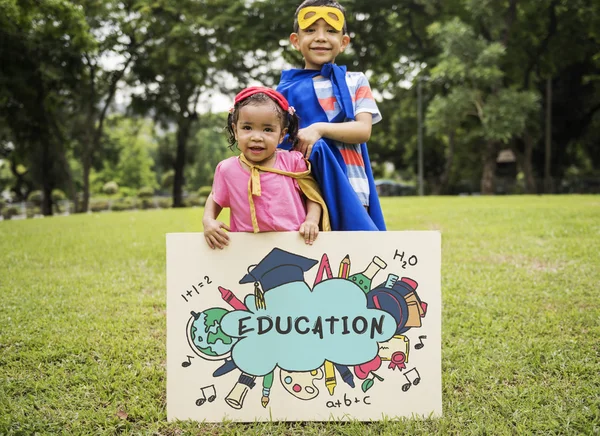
<box><xmin>212</xmin><ymin>151</ymin><xmax>308</xmax><ymax>232</ymax></box>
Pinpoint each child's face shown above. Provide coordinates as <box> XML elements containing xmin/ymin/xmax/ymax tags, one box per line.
<box><xmin>233</xmin><ymin>102</ymin><xmax>286</xmax><ymax>166</ymax></box>
<box><xmin>290</xmin><ymin>16</ymin><xmax>350</xmax><ymax>70</ymax></box>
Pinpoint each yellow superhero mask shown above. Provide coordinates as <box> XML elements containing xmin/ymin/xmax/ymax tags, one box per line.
<box><xmin>297</xmin><ymin>6</ymin><xmax>345</xmax><ymax>32</ymax></box>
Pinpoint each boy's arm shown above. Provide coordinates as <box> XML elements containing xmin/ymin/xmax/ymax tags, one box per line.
<box><xmin>299</xmin><ymin>199</ymin><xmax>321</xmax><ymax>245</ymax></box>
<box><xmin>203</xmin><ymin>193</ymin><xmax>230</xmax><ymax>249</ymax></box>
<box><xmin>295</xmin><ymin>112</ymin><xmax>373</xmax><ymax>157</ymax></box>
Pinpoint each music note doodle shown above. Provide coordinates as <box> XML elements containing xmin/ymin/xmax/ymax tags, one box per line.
<box><xmin>181</xmin><ymin>355</ymin><xmax>194</xmax><ymax>368</ymax></box>
<box><xmin>195</xmin><ymin>385</ymin><xmax>217</xmax><ymax>406</ymax></box>
<box><xmin>401</xmin><ymin>368</ymin><xmax>421</xmax><ymax>392</ymax></box>
<box><xmin>414</xmin><ymin>335</ymin><xmax>427</xmax><ymax>350</ymax></box>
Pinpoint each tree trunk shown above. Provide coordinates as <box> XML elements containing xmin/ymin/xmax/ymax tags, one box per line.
<box><xmin>480</xmin><ymin>140</ymin><xmax>498</xmax><ymax>195</ymax></box>
<box><xmin>544</xmin><ymin>77</ymin><xmax>553</xmax><ymax>193</ymax></box>
<box><xmin>78</xmin><ymin>55</ymin><xmax>135</xmax><ymax>214</ymax></box>
<box><xmin>173</xmin><ymin>116</ymin><xmax>191</xmax><ymax>208</ymax></box>
<box><xmin>430</xmin><ymin>182</ymin><xmax>442</xmax><ymax>195</ymax></box>
<box><xmin>517</xmin><ymin>133</ymin><xmax>537</xmax><ymax>194</ymax></box>
<box><xmin>82</xmin><ymin>153</ymin><xmax>91</xmax><ymax>213</ymax></box>
<box><xmin>41</xmin><ymin>139</ymin><xmax>53</xmax><ymax>216</ymax></box>
<box><xmin>438</xmin><ymin>131</ymin><xmax>455</xmax><ymax>195</ymax></box>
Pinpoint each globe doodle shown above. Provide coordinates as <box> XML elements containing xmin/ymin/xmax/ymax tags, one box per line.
<box><xmin>187</xmin><ymin>307</ymin><xmax>237</xmax><ymax>361</ymax></box>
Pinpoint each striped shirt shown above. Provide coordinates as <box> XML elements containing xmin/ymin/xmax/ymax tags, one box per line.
<box><xmin>313</xmin><ymin>72</ymin><xmax>382</xmax><ymax>206</ymax></box>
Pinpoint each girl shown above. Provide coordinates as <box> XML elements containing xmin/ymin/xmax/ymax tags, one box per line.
<box><xmin>203</xmin><ymin>86</ymin><xmax>329</xmax><ymax>249</ymax></box>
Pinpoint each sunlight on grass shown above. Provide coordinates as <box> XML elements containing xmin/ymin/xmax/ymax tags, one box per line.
<box><xmin>1</xmin><ymin>196</ymin><xmax>599</xmax><ymax>434</ymax></box>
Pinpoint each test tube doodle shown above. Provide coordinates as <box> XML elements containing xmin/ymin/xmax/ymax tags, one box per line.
<box><xmin>348</xmin><ymin>256</ymin><xmax>387</xmax><ymax>293</ymax></box>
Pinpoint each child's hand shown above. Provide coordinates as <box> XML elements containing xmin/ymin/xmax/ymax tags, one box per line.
<box><xmin>299</xmin><ymin>219</ymin><xmax>319</xmax><ymax>245</ymax></box>
<box><xmin>295</xmin><ymin>124</ymin><xmax>324</xmax><ymax>158</ymax></box>
<box><xmin>203</xmin><ymin>218</ymin><xmax>231</xmax><ymax>249</ymax></box>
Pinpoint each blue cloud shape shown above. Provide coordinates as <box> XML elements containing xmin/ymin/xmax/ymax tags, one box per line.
<box><xmin>220</xmin><ymin>278</ymin><xmax>397</xmax><ymax>376</ymax></box>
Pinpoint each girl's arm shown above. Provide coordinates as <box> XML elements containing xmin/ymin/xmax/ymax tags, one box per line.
<box><xmin>299</xmin><ymin>199</ymin><xmax>322</xmax><ymax>245</ymax></box>
<box><xmin>295</xmin><ymin>112</ymin><xmax>373</xmax><ymax>157</ymax></box>
<box><xmin>203</xmin><ymin>193</ymin><xmax>230</xmax><ymax>249</ymax></box>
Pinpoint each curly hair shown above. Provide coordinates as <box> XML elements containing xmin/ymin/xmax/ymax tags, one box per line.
<box><xmin>225</xmin><ymin>93</ymin><xmax>300</xmax><ymax>150</ymax></box>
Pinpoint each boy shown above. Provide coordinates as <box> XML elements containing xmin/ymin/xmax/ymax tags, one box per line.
<box><xmin>277</xmin><ymin>0</ymin><xmax>386</xmax><ymax>231</ymax></box>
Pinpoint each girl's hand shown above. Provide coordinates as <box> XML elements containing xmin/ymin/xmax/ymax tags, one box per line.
<box><xmin>299</xmin><ymin>219</ymin><xmax>319</xmax><ymax>245</ymax></box>
<box><xmin>203</xmin><ymin>218</ymin><xmax>231</xmax><ymax>249</ymax></box>
<box><xmin>295</xmin><ymin>123</ymin><xmax>324</xmax><ymax>158</ymax></box>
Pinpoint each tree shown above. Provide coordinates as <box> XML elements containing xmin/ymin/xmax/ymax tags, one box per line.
<box><xmin>472</xmin><ymin>0</ymin><xmax>600</xmax><ymax>193</ymax></box>
<box><xmin>68</xmin><ymin>0</ymin><xmax>152</xmax><ymax>212</ymax></box>
<box><xmin>130</xmin><ymin>0</ymin><xmax>260</xmax><ymax>207</ymax></box>
<box><xmin>186</xmin><ymin>112</ymin><xmax>235</xmax><ymax>190</ymax></box>
<box><xmin>92</xmin><ymin>115</ymin><xmax>158</xmax><ymax>193</ymax></box>
<box><xmin>426</xmin><ymin>18</ymin><xmax>539</xmax><ymax>194</ymax></box>
<box><xmin>425</xmin><ymin>86</ymin><xmax>473</xmax><ymax>193</ymax></box>
<box><xmin>0</xmin><ymin>0</ymin><xmax>92</xmax><ymax>214</ymax></box>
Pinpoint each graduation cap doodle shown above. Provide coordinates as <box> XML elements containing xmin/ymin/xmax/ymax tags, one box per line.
<box><xmin>240</xmin><ymin>248</ymin><xmax>318</xmax><ymax>310</ymax></box>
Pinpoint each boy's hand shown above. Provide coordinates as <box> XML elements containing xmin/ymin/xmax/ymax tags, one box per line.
<box><xmin>295</xmin><ymin>124</ymin><xmax>324</xmax><ymax>158</ymax></box>
<box><xmin>299</xmin><ymin>219</ymin><xmax>319</xmax><ymax>245</ymax></box>
<box><xmin>203</xmin><ymin>218</ymin><xmax>230</xmax><ymax>249</ymax></box>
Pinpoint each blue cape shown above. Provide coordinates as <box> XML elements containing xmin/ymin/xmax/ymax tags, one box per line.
<box><xmin>277</xmin><ymin>64</ymin><xmax>386</xmax><ymax>231</ymax></box>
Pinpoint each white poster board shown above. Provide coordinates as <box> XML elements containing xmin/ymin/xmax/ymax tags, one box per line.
<box><xmin>166</xmin><ymin>231</ymin><xmax>441</xmax><ymax>422</ymax></box>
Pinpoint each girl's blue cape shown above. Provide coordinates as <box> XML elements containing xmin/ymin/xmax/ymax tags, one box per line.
<box><xmin>277</xmin><ymin>64</ymin><xmax>386</xmax><ymax>231</ymax></box>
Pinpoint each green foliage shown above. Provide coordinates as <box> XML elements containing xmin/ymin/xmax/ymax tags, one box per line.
<box><xmin>118</xmin><ymin>187</ymin><xmax>137</xmax><ymax>198</ymax></box>
<box><xmin>428</xmin><ymin>18</ymin><xmax>506</xmax><ymax>88</ymax></box>
<box><xmin>184</xmin><ymin>112</ymin><xmax>235</xmax><ymax>190</ymax></box>
<box><xmin>481</xmin><ymin>88</ymin><xmax>539</xmax><ymax>143</ymax></box>
<box><xmin>27</xmin><ymin>190</ymin><xmax>43</xmax><ymax>206</ymax></box>
<box><xmin>26</xmin><ymin>206</ymin><xmax>40</xmax><ymax>219</ymax></box>
<box><xmin>1</xmin><ymin>205</ymin><xmax>19</xmax><ymax>220</ymax></box>
<box><xmin>129</xmin><ymin>0</ymin><xmax>267</xmax><ymax>205</ymax></box>
<box><xmin>138</xmin><ymin>186</ymin><xmax>154</xmax><ymax>198</ymax></box>
<box><xmin>51</xmin><ymin>189</ymin><xmax>66</xmax><ymax>202</ymax></box>
<box><xmin>96</xmin><ymin>116</ymin><xmax>159</xmax><ymax>193</ymax></box>
<box><xmin>102</xmin><ymin>181</ymin><xmax>119</xmax><ymax>196</ymax></box>
<box><xmin>426</xmin><ymin>88</ymin><xmax>475</xmax><ymax>135</ymax></box>
<box><xmin>156</xmin><ymin>197</ymin><xmax>172</xmax><ymax>209</ymax></box>
<box><xmin>161</xmin><ymin>170</ymin><xmax>174</xmax><ymax>190</ymax></box>
<box><xmin>0</xmin><ymin>158</ymin><xmax>13</xmax><ymax>197</ymax></box>
<box><xmin>140</xmin><ymin>198</ymin><xmax>154</xmax><ymax>210</ymax></box>
<box><xmin>1</xmin><ymin>0</ymin><xmax>599</xmax><ymax>202</ymax></box>
<box><xmin>110</xmin><ymin>198</ymin><xmax>135</xmax><ymax>212</ymax></box>
<box><xmin>197</xmin><ymin>186</ymin><xmax>212</xmax><ymax>197</ymax></box>
<box><xmin>89</xmin><ymin>200</ymin><xmax>109</xmax><ymax>212</ymax></box>
<box><xmin>425</xmin><ymin>16</ymin><xmax>542</xmax><ymax>193</ymax></box>
<box><xmin>0</xmin><ymin>0</ymin><xmax>93</xmax><ymax>211</ymax></box>
<box><xmin>183</xmin><ymin>195</ymin><xmax>204</xmax><ymax>207</ymax></box>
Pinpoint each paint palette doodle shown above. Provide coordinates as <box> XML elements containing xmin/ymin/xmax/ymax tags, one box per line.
<box><xmin>279</xmin><ymin>368</ymin><xmax>324</xmax><ymax>400</ymax></box>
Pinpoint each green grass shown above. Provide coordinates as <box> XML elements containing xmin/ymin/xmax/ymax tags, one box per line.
<box><xmin>1</xmin><ymin>196</ymin><xmax>599</xmax><ymax>435</ymax></box>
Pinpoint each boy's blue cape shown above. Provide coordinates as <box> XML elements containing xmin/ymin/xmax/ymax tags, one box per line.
<box><xmin>277</xmin><ymin>63</ymin><xmax>386</xmax><ymax>231</ymax></box>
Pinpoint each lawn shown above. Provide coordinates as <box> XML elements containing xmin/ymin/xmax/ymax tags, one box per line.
<box><xmin>1</xmin><ymin>196</ymin><xmax>598</xmax><ymax>435</ymax></box>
